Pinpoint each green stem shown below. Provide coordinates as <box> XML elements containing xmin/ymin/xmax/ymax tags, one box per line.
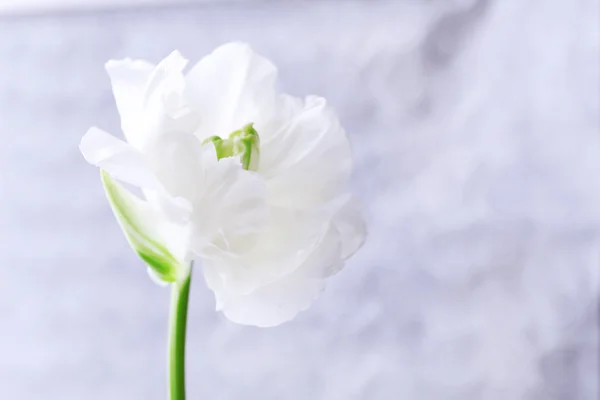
<box><xmin>169</xmin><ymin>269</ymin><xmax>192</xmax><ymax>400</ymax></box>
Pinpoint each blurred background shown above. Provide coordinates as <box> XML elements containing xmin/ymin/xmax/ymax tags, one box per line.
<box><xmin>0</xmin><ymin>0</ymin><xmax>598</xmax><ymax>399</ymax></box>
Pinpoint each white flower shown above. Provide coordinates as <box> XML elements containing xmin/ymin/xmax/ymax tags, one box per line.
<box><xmin>80</xmin><ymin>43</ymin><xmax>366</xmax><ymax>326</ymax></box>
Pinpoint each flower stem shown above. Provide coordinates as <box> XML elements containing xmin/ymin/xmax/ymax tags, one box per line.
<box><xmin>169</xmin><ymin>269</ymin><xmax>192</xmax><ymax>400</ymax></box>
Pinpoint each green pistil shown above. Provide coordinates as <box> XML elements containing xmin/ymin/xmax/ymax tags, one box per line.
<box><xmin>203</xmin><ymin>123</ymin><xmax>260</xmax><ymax>171</ymax></box>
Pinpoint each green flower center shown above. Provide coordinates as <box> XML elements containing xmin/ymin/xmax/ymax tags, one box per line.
<box><xmin>203</xmin><ymin>123</ymin><xmax>260</xmax><ymax>171</ymax></box>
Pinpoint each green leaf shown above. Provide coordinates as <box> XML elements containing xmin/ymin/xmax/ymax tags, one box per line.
<box><xmin>101</xmin><ymin>170</ymin><xmax>183</xmax><ymax>283</ymax></box>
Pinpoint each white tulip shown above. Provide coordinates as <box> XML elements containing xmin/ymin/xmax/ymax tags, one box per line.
<box><xmin>80</xmin><ymin>42</ymin><xmax>366</xmax><ymax>327</ymax></box>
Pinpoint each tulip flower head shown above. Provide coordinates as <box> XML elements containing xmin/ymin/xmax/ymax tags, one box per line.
<box><xmin>80</xmin><ymin>43</ymin><xmax>366</xmax><ymax>327</ymax></box>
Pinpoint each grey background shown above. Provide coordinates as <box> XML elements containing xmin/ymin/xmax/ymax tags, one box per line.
<box><xmin>0</xmin><ymin>0</ymin><xmax>599</xmax><ymax>399</ymax></box>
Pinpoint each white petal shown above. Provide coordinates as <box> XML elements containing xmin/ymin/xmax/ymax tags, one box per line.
<box><xmin>143</xmin><ymin>131</ymin><xmax>204</xmax><ymax>200</ymax></box>
<box><xmin>81</xmin><ymin>127</ymin><xmax>196</xmax><ymax>226</ymax></box>
<box><xmin>189</xmin><ymin>154</ymin><xmax>269</xmax><ymax>256</ymax></box>
<box><xmin>204</xmin><ymin>223</ymin><xmax>343</xmax><ymax>327</ymax></box>
<box><xmin>143</xmin><ymin>189</ymin><xmax>193</xmax><ymax>226</ymax></box>
<box><xmin>105</xmin><ymin>58</ymin><xmax>155</xmax><ymax>149</ymax></box>
<box><xmin>143</xmin><ymin>51</ymin><xmax>201</xmax><ymax>139</ymax></box>
<box><xmin>185</xmin><ymin>42</ymin><xmax>278</xmax><ymax>140</ymax></box>
<box><xmin>144</xmin><ymin>50</ymin><xmax>188</xmax><ymax>110</ymax></box>
<box><xmin>259</xmin><ymin>96</ymin><xmax>353</xmax><ymax>209</ymax></box>
<box><xmin>79</xmin><ymin>127</ymin><xmax>162</xmax><ymax>191</ymax></box>
<box><xmin>201</xmin><ymin>206</ymin><xmax>336</xmax><ymax>295</ymax></box>
<box><xmin>331</xmin><ymin>195</ymin><xmax>367</xmax><ymax>259</ymax></box>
